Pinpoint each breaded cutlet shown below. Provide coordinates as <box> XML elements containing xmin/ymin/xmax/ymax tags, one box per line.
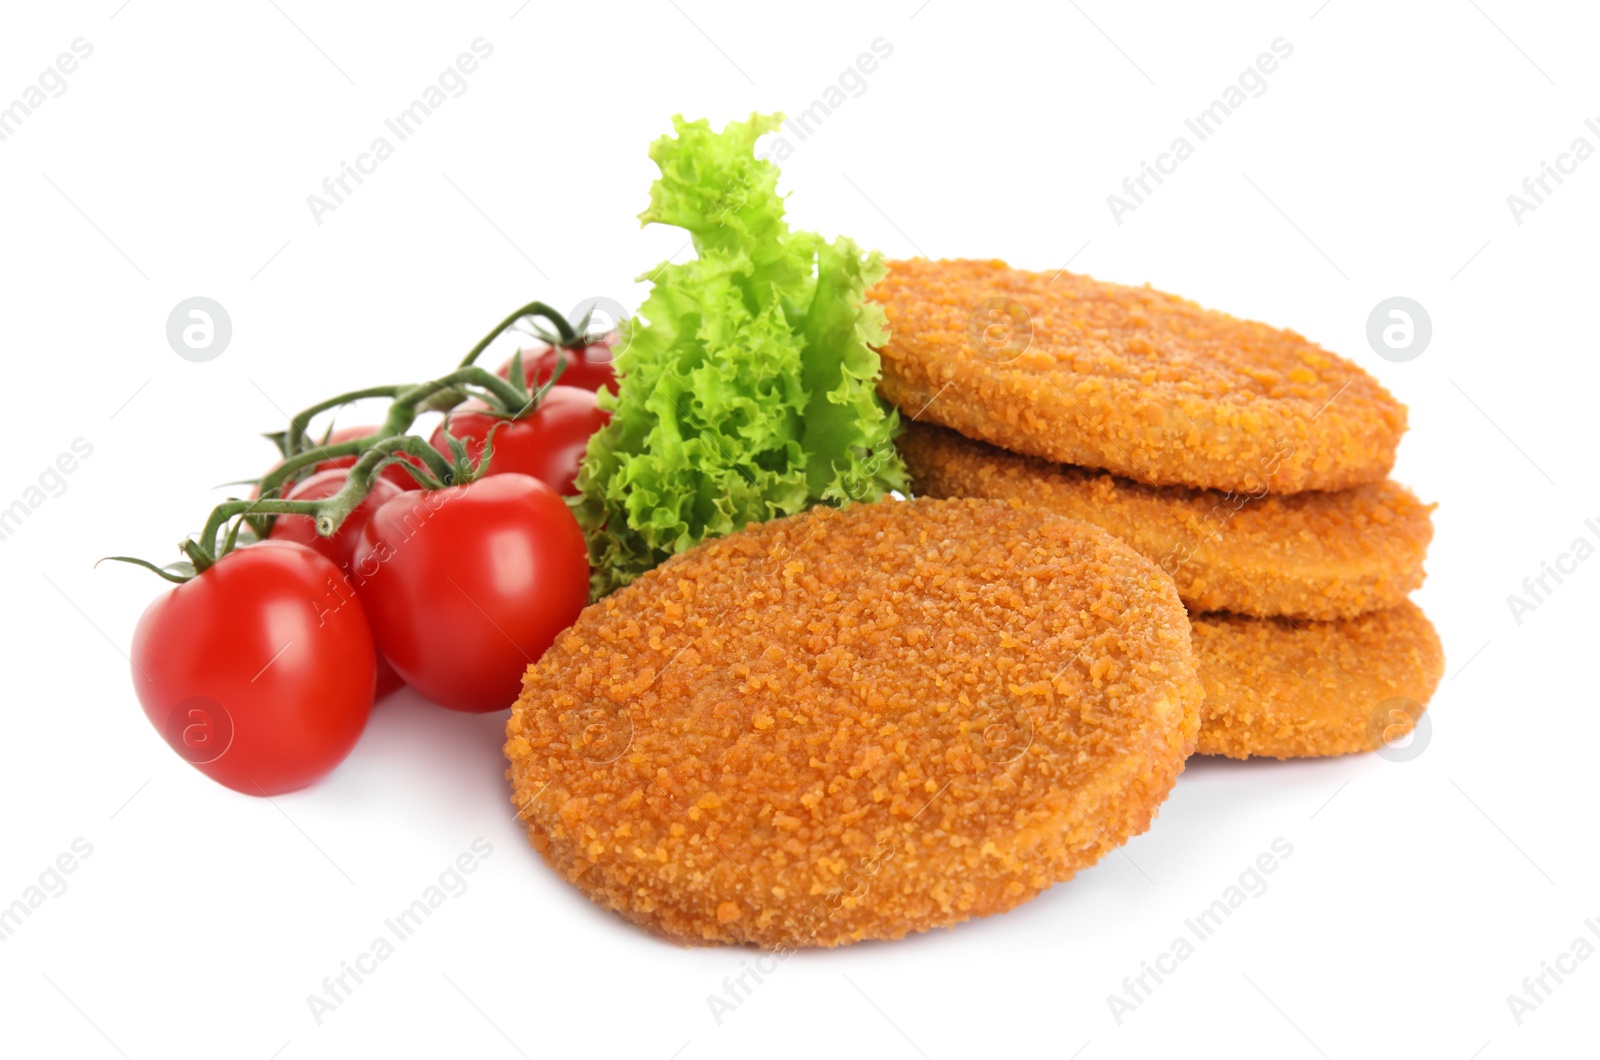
<box><xmin>1191</xmin><ymin>601</ymin><xmax>1444</xmax><ymax>759</ymax></box>
<box><xmin>899</xmin><ymin>421</ymin><xmax>1434</xmax><ymax>621</ymax></box>
<box><xmin>506</xmin><ymin>497</ymin><xmax>1201</xmax><ymax>947</ymax></box>
<box><xmin>872</xmin><ymin>259</ymin><xmax>1407</xmax><ymax>493</ymax></box>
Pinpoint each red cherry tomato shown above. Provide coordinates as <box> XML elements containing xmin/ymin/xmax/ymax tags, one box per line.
<box><xmin>351</xmin><ymin>475</ymin><xmax>589</xmax><ymax>712</ymax></box>
<box><xmin>256</xmin><ymin>425</ymin><xmax>425</xmax><ymax>497</ymax></box>
<box><xmin>130</xmin><ymin>541</ymin><xmax>376</xmax><ymax>795</ymax></box>
<box><xmin>497</xmin><ymin>340</ymin><xmax>618</xmax><ymax>395</ymax></box>
<box><xmin>267</xmin><ymin>468</ymin><xmax>408</xmax><ymax>700</ymax></box>
<box><xmin>430</xmin><ymin>386</ymin><xmax>609</xmax><ymax>497</ymax></box>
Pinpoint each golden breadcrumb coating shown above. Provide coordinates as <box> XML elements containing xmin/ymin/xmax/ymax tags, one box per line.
<box><xmin>506</xmin><ymin>497</ymin><xmax>1201</xmax><ymax>948</ymax></box>
<box><xmin>1191</xmin><ymin>602</ymin><xmax>1443</xmax><ymax>759</ymax></box>
<box><xmin>900</xmin><ymin>422</ymin><xmax>1434</xmax><ymax>621</ymax></box>
<box><xmin>871</xmin><ymin>259</ymin><xmax>1407</xmax><ymax>493</ymax></box>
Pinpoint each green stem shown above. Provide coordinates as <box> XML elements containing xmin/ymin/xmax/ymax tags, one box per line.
<box><xmin>283</xmin><ymin>384</ymin><xmax>407</xmax><ymax>462</ymax></box>
<box><xmin>303</xmin><ymin>436</ymin><xmax>458</xmax><ymax>535</ymax></box>
<box><xmin>257</xmin><ymin>438</ymin><xmax>369</xmax><ymax>500</ymax></box>
<box><xmin>458</xmin><ymin>300</ymin><xmax>577</xmax><ymax>368</ymax></box>
<box><xmin>181</xmin><ymin>538</ymin><xmax>214</xmax><ymax>571</ymax></box>
<box><xmin>196</xmin><ymin>498</ymin><xmax>322</xmax><ymax>570</ymax></box>
<box><xmin>306</xmin><ymin>446</ymin><xmax>393</xmax><ymax>537</ymax></box>
<box><xmin>393</xmin><ymin>367</ymin><xmax>530</xmax><ymax>417</ymax></box>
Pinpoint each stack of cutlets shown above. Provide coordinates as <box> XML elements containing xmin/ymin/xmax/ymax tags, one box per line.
<box><xmin>873</xmin><ymin>258</ymin><xmax>1444</xmax><ymax>759</ymax></box>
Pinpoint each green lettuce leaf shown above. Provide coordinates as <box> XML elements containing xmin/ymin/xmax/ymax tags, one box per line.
<box><xmin>572</xmin><ymin>113</ymin><xmax>907</xmax><ymax>598</ymax></box>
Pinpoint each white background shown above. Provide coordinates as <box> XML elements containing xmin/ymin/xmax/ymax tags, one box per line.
<box><xmin>1</xmin><ymin>1</ymin><xmax>1595</xmax><ymax>1057</ymax></box>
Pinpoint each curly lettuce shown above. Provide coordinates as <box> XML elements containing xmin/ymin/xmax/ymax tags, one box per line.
<box><xmin>572</xmin><ymin>113</ymin><xmax>906</xmax><ymax>598</ymax></box>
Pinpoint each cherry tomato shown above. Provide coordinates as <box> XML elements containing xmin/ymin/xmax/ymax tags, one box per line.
<box><xmin>351</xmin><ymin>474</ymin><xmax>589</xmax><ymax>712</ymax></box>
<box><xmin>130</xmin><ymin>541</ymin><xmax>376</xmax><ymax>795</ymax></box>
<box><xmin>430</xmin><ymin>386</ymin><xmax>609</xmax><ymax>497</ymax></box>
<box><xmin>255</xmin><ymin>425</ymin><xmax>425</xmax><ymax>497</ymax></box>
<box><xmin>498</xmin><ymin>339</ymin><xmax>618</xmax><ymax>395</ymax></box>
<box><xmin>267</xmin><ymin>468</ymin><xmax>408</xmax><ymax>700</ymax></box>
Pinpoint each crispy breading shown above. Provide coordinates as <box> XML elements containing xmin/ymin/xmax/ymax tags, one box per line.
<box><xmin>1191</xmin><ymin>602</ymin><xmax>1444</xmax><ymax>759</ymax></box>
<box><xmin>505</xmin><ymin>497</ymin><xmax>1201</xmax><ymax>948</ymax></box>
<box><xmin>871</xmin><ymin>259</ymin><xmax>1407</xmax><ymax>493</ymax></box>
<box><xmin>899</xmin><ymin>422</ymin><xmax>1434</xmax><ymax>621</ymax></box>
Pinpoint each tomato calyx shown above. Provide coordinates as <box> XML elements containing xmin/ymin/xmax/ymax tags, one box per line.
<box><xmin>430</xmin><ymin>419</ymin><xmax>509</xmax><ymax>488</ymax></box>
<box><xmin>98</xmin><ymin>554</ymin><xmax>200</xmax><ymax>585</ymax></box>
<box><xmin>434</xmin><ymin>325</ymin><xmax>581</xmax><ymax>466</ymax></box>
<box><xmin>465</xmin><ymin>301</ymin><xmax>620</xmax><ymax>400</ymax></box>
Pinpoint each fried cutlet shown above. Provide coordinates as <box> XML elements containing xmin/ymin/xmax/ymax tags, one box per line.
<box><xmin>1191</xmin><ymin>602</ymin><xmax>1444</xmax><ymax>759</ymax></box>
<box><xmin>899</xmin><ymin>421</ymin><xmax>1434</xmax><ymax>621</ymax></box>
<box><xmin>871</xmin><ymin>259</ymin><xmax>1407</xmax><ymax>493</ymax></box>
<box><xmin>505</xmin><ymin>497</ymin><xmax>1201</xmax><ymax>948</ymax></box>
